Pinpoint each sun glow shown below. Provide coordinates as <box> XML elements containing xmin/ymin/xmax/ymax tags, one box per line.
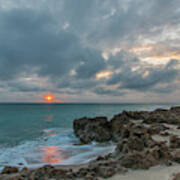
<box><xmin>44</xmin><ymin>94</ymin><xmax>54</xmax><ymax>103</ymax></box>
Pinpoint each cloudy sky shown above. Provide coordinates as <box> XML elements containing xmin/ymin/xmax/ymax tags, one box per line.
<box><xmin>0</xmin><ymin>0</ymin><xmax>180</xmax><ymax>103</ymax></box>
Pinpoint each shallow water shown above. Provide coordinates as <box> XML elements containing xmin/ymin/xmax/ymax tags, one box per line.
<box><xmin>0</xmin><ymin>103</ymin><xmax>177</xmax><ymax>169</ymax></box>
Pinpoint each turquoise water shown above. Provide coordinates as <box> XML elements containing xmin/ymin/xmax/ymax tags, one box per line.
<box><xmin>0</xmin><ymin>103</ymin><xmax>177</xmax><ymax>169</ymax></box>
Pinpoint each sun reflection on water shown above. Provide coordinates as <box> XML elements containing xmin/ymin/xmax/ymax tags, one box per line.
<box><xmin>42</xmin><ymin>146</ymin><xmax>61</xmax><ymax>164</ymax></box>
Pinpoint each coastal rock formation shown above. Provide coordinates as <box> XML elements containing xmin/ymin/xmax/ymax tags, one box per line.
<box><xmin>73</xmin><ymin>106</ymin><xmax>180</xmax><ymax>144</ymax></box>
<box><xmin>73</xmin><ymin>117</ymin><xmax>111</xmax><ymax>143</ymax></box>
<box><xmin>1</xmin><ymin>166</ymin><xmax>19</xmax><ymax>174</ymax></box>
<box><xmin>143</xmin><ymin>107</ymin><xmax>180</xmax><ymax>124</ymax></box>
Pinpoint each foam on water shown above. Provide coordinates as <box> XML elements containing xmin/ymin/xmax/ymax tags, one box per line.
<box><xmin>0</xmin><ymin>128</ymin><xmax>115</xmax><ymax>170</ymax></box>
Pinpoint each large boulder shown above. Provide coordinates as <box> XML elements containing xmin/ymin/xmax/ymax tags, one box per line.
<box><xmin>73</xmin><ymin>117</ymin><xmax>111</xmax><ymax>143</ymax></box>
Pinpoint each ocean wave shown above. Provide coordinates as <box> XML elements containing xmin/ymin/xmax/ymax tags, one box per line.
<box><xmin>0</xmin><ymin>127</ymin><xmax>115</xmax><ymax>170</ymax></box>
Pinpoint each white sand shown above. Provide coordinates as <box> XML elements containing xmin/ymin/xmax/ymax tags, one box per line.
<box><xmin>107</xmin><ymin>164</ymin><xmax>180</xmax><ymax>180</ymax></box>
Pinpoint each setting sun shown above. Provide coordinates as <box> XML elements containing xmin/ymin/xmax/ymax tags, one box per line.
<box><xmin>44</xmin><ymin>94</ymin><xmax>54</xmax><ymax>103</ymax></box>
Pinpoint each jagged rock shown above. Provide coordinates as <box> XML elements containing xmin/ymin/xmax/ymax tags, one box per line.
<box><xmin>143</xmin><ymin>108</ymin><xmax>180</xmax><ymax>125</ymax></box>
<box><xmin>73</xmin><ymin>117</ymin><xmax>111</xmax><ymax>143</ymax></box>
<box><xmin>88</xmin><ymin>159</ymin><xmax>126</xmax><ymax>178</ymax></box>
<box><xmin>147</xmin><ymin>124</ymin><xmax>169</xmax><ymax>135</ymax></box>
<box><xmin>160</xmin><ymin>131</ymin><xmax>170</xmax><ymax>136</ymax></box>
<box><xmin>170</xmin><ymin>135</ymin><xmax>180</xmax><ymax>148</ymax></box>
<box><xmin>120</xmin><ymin>153</ymin><xmax>155</xmax><ymax>169</ymax></box>
<box><xmin>171</xmin><ymin>150</ymin><xmax>180</xmax><ymax>163</ymax></box>
<box><xmin>1</xmin><ymin>166</ymin><xmax>19</xmax><ymax>174</ymax></box>
<box><xmin>171</xmin><ymin>106</ymin><xmax>180</xmax><ymax>113</ymax></box>
<box><xmin>116</xmin><ymin>137</ymin><xmax>145</xmax><ymax>153</ymax></box>
<box><xmin>122</xmin><ymin>110</ymin><xmax>149</xmax><ymax>120</ymax></box>
<box><xmin>148</xmin><ymin>144</ymin><xmax>172</xmax><ymax>162</ymax></box>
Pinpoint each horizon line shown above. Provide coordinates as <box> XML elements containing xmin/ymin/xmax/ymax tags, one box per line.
<box><xmin>0</xmin><ymin>102</ymin><xmax>179</xmax><ymax>105</ymax></box>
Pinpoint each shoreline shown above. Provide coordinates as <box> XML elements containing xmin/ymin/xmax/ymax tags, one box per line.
<box><xmin>1</xmin><ymin>106</ymin><xmax>180</xmax><ymax>180</ymax></box>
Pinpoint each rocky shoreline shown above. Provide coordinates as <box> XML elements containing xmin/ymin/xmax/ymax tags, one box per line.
<box><xmin>1</xmin><ymin>106</ymin><xmax>180</xmax><ymax>180</ymax></box>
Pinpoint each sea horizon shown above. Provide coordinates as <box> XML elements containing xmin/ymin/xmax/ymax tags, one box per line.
<box><xmin>0</xmin><ymin>102</ymin><xmax>179</xmax><ymax>105</ymax></box>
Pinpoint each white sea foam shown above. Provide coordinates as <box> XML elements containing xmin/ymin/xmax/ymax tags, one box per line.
<box><xmin>0</xmin><ymin>128</ymin><xmax>115</xmax><ymax>171</ymax></box>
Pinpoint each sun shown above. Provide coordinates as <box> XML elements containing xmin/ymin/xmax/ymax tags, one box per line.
<box><xmin>44</xmin><ymin>94</ymin><xmax>54</xmax><ymax>103</ymax></box>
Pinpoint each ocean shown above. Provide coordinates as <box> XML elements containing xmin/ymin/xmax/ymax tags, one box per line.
<box><xmin>0</xmin><ymin>103</ymin><xmax>177</xmax><ymax>170</ymax></box>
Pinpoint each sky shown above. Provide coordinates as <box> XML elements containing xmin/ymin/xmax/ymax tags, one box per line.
<box><xmin>0</xmin><ymin>0</ymin><xmax>180</xmax><ymax>103</ymax></box>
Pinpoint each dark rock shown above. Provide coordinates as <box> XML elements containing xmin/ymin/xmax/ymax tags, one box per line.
<box><xmin>148</xmin><ymin>124</ymin><xmax>169</xmax><ymax>135</ymax></box>
<box><xmin>160</xmin><ymin>132</ymin><xmax>170</xmax><ymax>136</ymax></box>
<box><xmin>148</xmin><ymin>144</ymin><xmax>172</xmax><ymax>162</ymax></box>
<box><xmin>96</xmin><ymin>166</ymin><xmax>116</xmax><ymax>178</ymax></box>
<box><xmin>143</xmin><ymin>107</ymin><xmax>180</xmax><ymax>125</ymax></box>
<box><xmin>122</xmin><ymin>110</ymin><xmax>149</xmax><ymax>120</ymax></box>
<box><xmin>1</xmin><ymin>166</ymin><xmax>19</xmax><ymax>174</ymax></box>
<box><xmin>170</xmin><ymin>106</ymin><xmax>180</xmax><ymax>113</ymax></box>
<box><xmin>170</xmin><ymin>135</ymin><xmax>180</xmax><ymax>148</ymax></box>
<box><xmin>171</xmin><ymin>150</ymin><xmax>180</xmax><ymax>163</ymax></box>
<box><xmin>120</xmin><ymin>153</ymin><xmax>155</xmax><ymax>169</ymax></box>
<box><xmin>73</xmin><ymin>117</ymin><xmax>111</xmax><ymax>143</ymax></box>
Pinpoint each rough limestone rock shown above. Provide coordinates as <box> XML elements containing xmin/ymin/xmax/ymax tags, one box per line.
<box><xmin>116</xmin><ymin>125</ymin><xmax>156</xmax><ymax>153</ymax></box>
<box><xmin>170</xmin><ymin>135</ymin><xmax>180</xmax><ymax>149</ymax></box>
<box><xmin>143</xmin><ymin>108</ymin><xmax>180</xmax><ymax>125</ymax></box>
<box><xmin>1</xmin><ymin>166</ymin><xmax>19</xmax><ymax>174</ymax></box>
<box><xmin>73</xmin><ymin>117</ymin><xmax>111</xmax><ymax>143</ymax></box>
<box><xmin>122</xmin><ymin>110</ymin><xmax>149</xmax><ymax>120</ymax></box>
<box><xmin>120</xmin><ymin>153</ymin><xmax>156</xmax><ymax>169</ymax></box>
<box><xmin>171</xmin><ymin>150</ymin><xmax>180</xmax><ymax>163</ymax></box>
<box><xmin>147</xmin><ymin>124</ymin><xmax>169</xmax><ymax>135</ymax></box>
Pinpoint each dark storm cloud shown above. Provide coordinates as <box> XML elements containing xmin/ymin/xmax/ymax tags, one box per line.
<box><xmin>0</xmin><ymin>8</ymin><xmax>104</xmax><ymax>81</ymax></box>
<box><xmin>107</xmin><ymin>56</ymin><xmax>179</xmax><ymax>91</ymax></box>
<box><xmin>87</xmin><ymin>0</ymin><xmax>180</xmax><ymax>49</ymax></box>
<box><xmin>0</xmin><ymin>0</ymin><xmax>179</xmax><ymax>102</ymax></box>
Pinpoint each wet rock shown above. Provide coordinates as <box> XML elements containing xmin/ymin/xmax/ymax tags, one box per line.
<box><xmin>1</xmin><ymin>166</ymin><xmax>19</xmax><ymax>174</ymax></box>
<box><xmin>73</xmin><ymin>117</ymin><xmax>111</xmax><ymax>143</ymax></box>
<box><xmin>28</xmin><ymin>165</ymin><xmax>75</xmax><ymax>180</ymax></box>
